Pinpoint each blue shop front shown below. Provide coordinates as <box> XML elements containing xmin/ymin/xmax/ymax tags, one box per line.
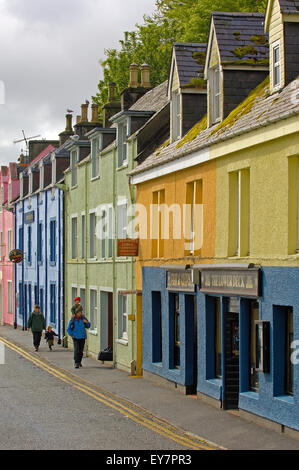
<box><xmin>142</xmin><ymin>264</ymin><xmax>299</xmax><ymax>432</ymax></box>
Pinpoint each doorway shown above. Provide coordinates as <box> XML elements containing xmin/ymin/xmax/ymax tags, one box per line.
<box><xmin>224</xmin><ymin>298</ymin><xmax>240</xmax><ymax>410</ymax></box>
<box><xmin>100</xmin><ymin>291</ymin><xmax>113</xmax><ymax>352</ymax></box>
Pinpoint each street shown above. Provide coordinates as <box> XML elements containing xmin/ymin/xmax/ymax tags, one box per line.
<box><xmin>0</xmin><ymin>345</ymin><xmax>213</xmax><ymax>451</ymax></box>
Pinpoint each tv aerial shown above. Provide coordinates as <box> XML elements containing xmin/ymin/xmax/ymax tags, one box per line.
<box><xmin>13</xmin><ymin>130</ymin><xmax>41</xmax><ymax>148</ymax></box>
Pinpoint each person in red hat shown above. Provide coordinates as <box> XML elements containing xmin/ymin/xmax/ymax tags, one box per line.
<box><xmin>70</xmin><ymin>297</ymin><xmax>83</xmax><ymax>331</ymax></box>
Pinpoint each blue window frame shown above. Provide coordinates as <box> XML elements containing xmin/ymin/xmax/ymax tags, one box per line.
<box><xmin>40</xmin><ymin>288</ymin><xmax>44</xmax><ymax>316</ymax></box>
<box><xmin>18</xmin><ymin>227</ymin><xmax>23</xmax><ymax>251</ymax></box>
<box><xmin>37</xmin><ymin>223</ymin><xmax>42</xmax><ymax>263</ymax></box>
<box><xmin>28</xmin><ymin>284</ymin><xmax>32</xmax><ymax>315</ymax></box>
<box><xmin>50</xmin><ymin>284</ymin><xmax>56</xmax><ymax>324</ymax></box>
<box><xmin>27</xmin><ymin>226</ymin><xmax>32</xmax><ymax>264</ymax></box>
<box><xmin>50</xmin><ymin>220</ymin><xmax>56</xmax><ymax>264</ymax></box>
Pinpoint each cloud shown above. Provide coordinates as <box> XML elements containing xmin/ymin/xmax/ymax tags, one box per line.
<box><xmin>0</xmin><ymin>0</ymin><xmax>156</xmax><ymax>164</ymax></box>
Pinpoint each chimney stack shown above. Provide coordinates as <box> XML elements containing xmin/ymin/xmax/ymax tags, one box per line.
<box><xmin>129</xmin><ymin>63</ymin><xmax>139</xmax><ymax>88</ymax></box>
<box><xmin>91</xmin><ymin>103</ymin><xmax>99</xmax><ymax>123</ymax></box>
<box><xmin>81</xmin><ymin>102</ymin><xmax>89</xmax><ymax>123</ymax></box>
<box><xmin>59</xmin><ymin>113</ymin><xmax>74</xmax><ymax>146</ymax></box>
<box><xmin>108</xmin><ymin>82</ymin><xmax>117</xmax><ymax>102</ymax></box>
<box><xmin>76</xmin><ymin>115</ymin><xmax>81</xmax><ymax>124</ymax></box>
<box><xmin>140</xmin><ymin>64</ymin><xmax>151</xmax><ymax>88</ymax></box>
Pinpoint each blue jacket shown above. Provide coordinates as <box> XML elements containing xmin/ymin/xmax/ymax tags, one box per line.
<box><xmin>67</xmin><ymin>317</ymin><xmax>90</xmax><ymax>339</ymax></box>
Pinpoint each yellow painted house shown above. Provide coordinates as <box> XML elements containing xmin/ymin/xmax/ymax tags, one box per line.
<box><xmin>130</xmin><ymin>2</ymin><xmax>299</xmax><ymax>434</ymax></box>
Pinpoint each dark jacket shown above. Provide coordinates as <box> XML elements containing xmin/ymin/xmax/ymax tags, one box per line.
<box><xmin>45</xmin><ymin>330</ymin><xmax>58</xmax><ymax>341</ymax></box>
<box><xmin>27</xmin><ymin>312</ymin><xmax>46</xmax><ymax>332</ymax></box>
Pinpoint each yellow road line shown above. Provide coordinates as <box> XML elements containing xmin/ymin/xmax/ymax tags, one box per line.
<box><xmin>0</xmin><ymin>336</ymin><xmax>222</xmax><ymax>451</ymax></box>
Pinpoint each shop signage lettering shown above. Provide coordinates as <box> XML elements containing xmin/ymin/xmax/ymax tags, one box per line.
<box><xmin>166</xmin><ymin>270</ymin><xmax>195</xmax><ymax>293</ymax></box>
<box><xmin>25</xmin><ymin>211</ymin><xmax>35</xmax><ymax>224</ymax></box>
<box><xmin>200</xmin><ymin>269</ymin><xmax>261</xmax><ymax>297</ymax></box>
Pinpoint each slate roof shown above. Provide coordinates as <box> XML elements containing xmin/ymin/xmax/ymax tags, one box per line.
<box><xmin>129</xmin><ymin>76</ymin><xmax>299</xmax><ymax>177</ymax></box>
<box><xmin>279</xmin><ymin>0</ymin><xmax>299</xmax><ymax>14</ymax></box>
<box><xmin>211</xmin><ymin>12</ymin><xmax>269</xmax><ymax>65</ymax></box>
<box><xmin>173</xmin><ymin>43</ymin><xmax>207</xmax><ymax>86</ymax></box>
<box><xmin>129</xmin><ymin>81</ymin><xmax>168</xmax><ymax>112</ymax></box>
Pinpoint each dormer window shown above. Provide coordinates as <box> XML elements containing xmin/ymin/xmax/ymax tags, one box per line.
<box><xmin>272</xmin><ymin>41</ymin><xmax>281</xmax><ymax>89</ymax></box>
<box><xmin>91</xmin><ymin>136</ymin><xmax>100</xmax><ymax>179</ymax></box>
<box><xmin>171</xmin><ymin>91</ymin><xmax>181</xmax><ymax>141</ymax></box>
<box><xmin>210</xmin><ymin>66</ymin><xmax>221</xmax><ymax>124</ymax></box>
<box><xmin>117</xmin><ymin>121</ymin><xmax>127</xmax><ymax>168</ymax></box>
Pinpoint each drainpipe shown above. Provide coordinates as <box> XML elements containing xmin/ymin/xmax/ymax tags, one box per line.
<box><xmin>113</xmin><ymin>146</ymin><xmax>117</xmax><ymax>368</ymax></box>
<box><xmin>85</xmin><ymin>155</ymin><xmax>88</xmax><ymax>355</ymax></box>
<box><xmin>57</xmin><ymin>188</ymin><xmax>62</xmax><ymax>343</ymax></box>
<box><xmin>13</xmin><ymin>204</ymin><xmax>17</xmax><ymax>329</ymax></box>
<box><xmin>22</xmin><ymin>199</ymin><xmax>25</xmax><ymax>329</ymax></box>
<box><xmin>37</xmin><ymin>194</ymin><xmax>40</xmax><ymax>310</ymax></box>
<box><xmin>45</xmin><ymin>190</ymin><xmax>48</xmax><ymax>325</ymax></box>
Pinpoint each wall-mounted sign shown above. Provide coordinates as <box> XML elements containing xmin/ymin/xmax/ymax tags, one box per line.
<box><xmin>200</xmin><ymin>268</ymin><xmax>261</xmax><ymax>298</ymax></box>
<box><xmin>166</xmin><ymin>270</ymin><xmax>195</xmax><ymax>293</ymax></box>
<box><xmin>25</xmin><ymin>211</ymin><xmax>35</xmax><ymax>224</ymax></box>
<box><xmin>9</xmin><ymin>249</ymin><xmax>24</xmax><ymax>264</ymax></box>
<box><xmin>117</xmin><ymin>239</ymin><xmax>139</xmax><ymax>257</ymax></box>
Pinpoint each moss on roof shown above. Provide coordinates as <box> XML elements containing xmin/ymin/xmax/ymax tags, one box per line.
<box><xmin>232</xmin><ymin>45</ymin><xmax>261</xmax><ymax>59</ymax></box>
<box><xmin>222</xmin><ymin>58</ymin><xmax>269</xmax><ymax>66</ymax></box>
<box><xmin>209</xmin><ymin>76</ymin><xmax>269</xmax><ymax>137</ymax></box>
<box><xmin>155</xmin><ymin>138</ymin><xmax>170</xmax><ymax>156</ymax></box>
<box><xmin>192</xmin><ymin>51</ymin><xmax>206</xmax><ymax>66</ymax></box>
<box><xmin>176</xmin><ymin>114</ymin><xmax>207</xmax><ymax>149</ymax></box>
<box><xmin>250</xmin><ymin>35</ymin><xmax>268</xmax><ymax>46</ymax></box>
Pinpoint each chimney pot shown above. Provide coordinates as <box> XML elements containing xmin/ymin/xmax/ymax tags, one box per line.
<box><xmin>129</xmin><ymin>63</ymin><xmax>139</xmax><ymax>88</ymax></box>
<box><xmin>141</xmin><ymin>64</ymin><xmax>151</xmax><ymax>88</ymax></box>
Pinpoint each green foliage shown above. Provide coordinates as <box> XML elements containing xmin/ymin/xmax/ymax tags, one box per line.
<box><xmin>93</xmin><ymin>0</ymin><xmax>269</xmax><ymax>116</ymax></box>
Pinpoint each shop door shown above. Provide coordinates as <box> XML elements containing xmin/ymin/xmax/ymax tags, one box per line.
<box><xmin>224</xmin><ymin>307</ymin><xmax>240</xmax><ymax>410</ymax></box>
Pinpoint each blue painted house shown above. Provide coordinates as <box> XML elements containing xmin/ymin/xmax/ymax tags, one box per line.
<box><xmin>15</xmin><ymin>125</ymin><xmax>72</xmax><ymax>340</ymax></box>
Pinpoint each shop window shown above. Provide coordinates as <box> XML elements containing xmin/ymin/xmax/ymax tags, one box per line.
<box><xmin>151</xmin><ymin>190</ymin><xmax>165</xmax><ymax>259</ymax></box>
<box><xmin>285</xmin><ymin>308</ymin><xmax>294</xmax><ymax>396</ymax></box>
<box><xmin>7</xmin><ymin>281</ymin><xmax>13</xmax><ymax>313</ymax></box>
<box><xmin>152</xmin><ymin>292</ymin><xmax>162</xmax><ymax>363</ymax></box>
<box><xmin>171</xmin><ymin>293</ymin><xmax>180</xmax><ymax>369</ymax></box>
<box><xmin>249</xmin><ymin>301</ymin><xmax>259</xmax><ymax>391</ymax></box>
<box><xmin>118</xmin><ymin>294</ymin><xmax>128</xmax><ymax>341</ymax></box>
<box><xmin>228</xmin><ymin>169</ymin><xmax>250</xmax><ymax>257</ymax></box>
<box><xmin>215</xmin><ymin>297</ymin><xmax>222</xmax><ymax>379</ymax></box>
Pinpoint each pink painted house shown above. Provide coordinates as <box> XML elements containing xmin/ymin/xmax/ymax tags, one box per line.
<box><xmin>0</xmin><ymin>163</ymin><xmax>20</xmax><ymax>326</ymax></box>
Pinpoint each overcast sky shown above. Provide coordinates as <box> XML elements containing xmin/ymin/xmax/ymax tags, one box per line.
<box><xmin>0</xmin><ymin>0</ymin><xmax>156</xmax><ymax>165</ymax></box>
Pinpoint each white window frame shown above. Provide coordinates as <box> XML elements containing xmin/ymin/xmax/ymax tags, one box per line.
<box><xmin>117</xmin><ymin>120</ymin><xmax>128</xmax><ymax>168</ymax></box>
<box><xmin>51</xmin><ymin>154</ymin><xmax>56</xmax><ymax>185</ymax></box>
<box><xmin>71</xmin><ymin>215</ymin><xmax>78</xmax><ymax>259</ymax></box>
<box><xmin>89</xmin><ymin>287</ymin><xmax>98</xmax><ymax>334</ymax></box>
<box><xmin>28</xmin><ymin>170</ymin><xmax>33</xmax><ymax>195</ymax></box>
<box><xmin>7</xmin><ymin>281</ymin><xmax>13</xmax><ymax>313</ymax></box>
<box><xmin>8</xmin><ymin>180</ymin><xmax>12</xmax><ymax>204</ymax></box>
<box><xmin>210</xmin><ymin>65</ymin><xmax>222</xmax><ymax>124</ymax></box>
<box><xmin>272</xmin><ymin>40</ymin><xmax>281</xmax><ymax>90</ymax></box>
<box><xmin>89</xmin><ymin>209</ymin><xmax>97</xmax><ymax>260</ymax></box>
<box><xmin>7</xmin><ymin>229</ymin><xmax>12</xmax><ymax>254</ymax></box>
<box><xmin>91</xmin><ymin>137</ymin><xmax>100</xmax><ymax>180</ymax></box>
<box><xmin>71</xmin><ymin>149</ymin><xmax>78</xmax><ymax>187</ymax></box>
<box><xmin>117</xmin><ymin>200</ymin><xmax>128</xmax><ymax>240</ymax></box>
<box><xmin>118</xmin><ymin>293</ymin><xmax>128</xmax><ymax>342</ymax></box>
<box><xmin>39</xmin><ymin>162</ymin><xmax>44</xmax><ymax>190</ymax></box>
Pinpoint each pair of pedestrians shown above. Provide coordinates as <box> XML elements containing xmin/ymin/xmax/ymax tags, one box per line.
<box><xmin>27</xmin><ymin>305</ymin><xmax>57</xmax><ymax>351</ymax></box>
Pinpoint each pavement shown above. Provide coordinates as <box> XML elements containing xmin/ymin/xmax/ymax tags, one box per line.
<box><xmin>1</xmin><ymin>324</ymin><xmax>299</xmax><ymax>450</ymax></box>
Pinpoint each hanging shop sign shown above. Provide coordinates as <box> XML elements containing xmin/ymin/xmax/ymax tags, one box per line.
<box><xmin>166</xmin><ymin>270</ymin><xmax>196</xmax><ymax>293</ymax></box>
<box><xmin>9</xmin><ymin>249</ymin><xmax>24</xmax><ymax>264</ymax></box>
<box><xmin>117</xmin><ymin>239</ymin><xmax>139</xmax><ymax>257</ymax></box>
<box><xmin>24</xmin><ymin>211</ymin><xmax>35</xmax><ymax>224</ymax></box>
<box><xmin>200</xmin><ymin>268</ymin><xmax>261</xmax><ymax>297</ymax></box>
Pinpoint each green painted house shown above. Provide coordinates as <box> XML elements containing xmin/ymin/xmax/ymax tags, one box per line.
<box><xmin>64</xmin><ymin>68</ymin><xmax>169</xmax><ymax>373</ymax></box>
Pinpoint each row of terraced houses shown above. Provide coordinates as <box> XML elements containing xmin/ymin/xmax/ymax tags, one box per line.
<box><xmin>1</xmin><ymin>0</ymin><xmax>299</xmax><ymax>435</ymax></box>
